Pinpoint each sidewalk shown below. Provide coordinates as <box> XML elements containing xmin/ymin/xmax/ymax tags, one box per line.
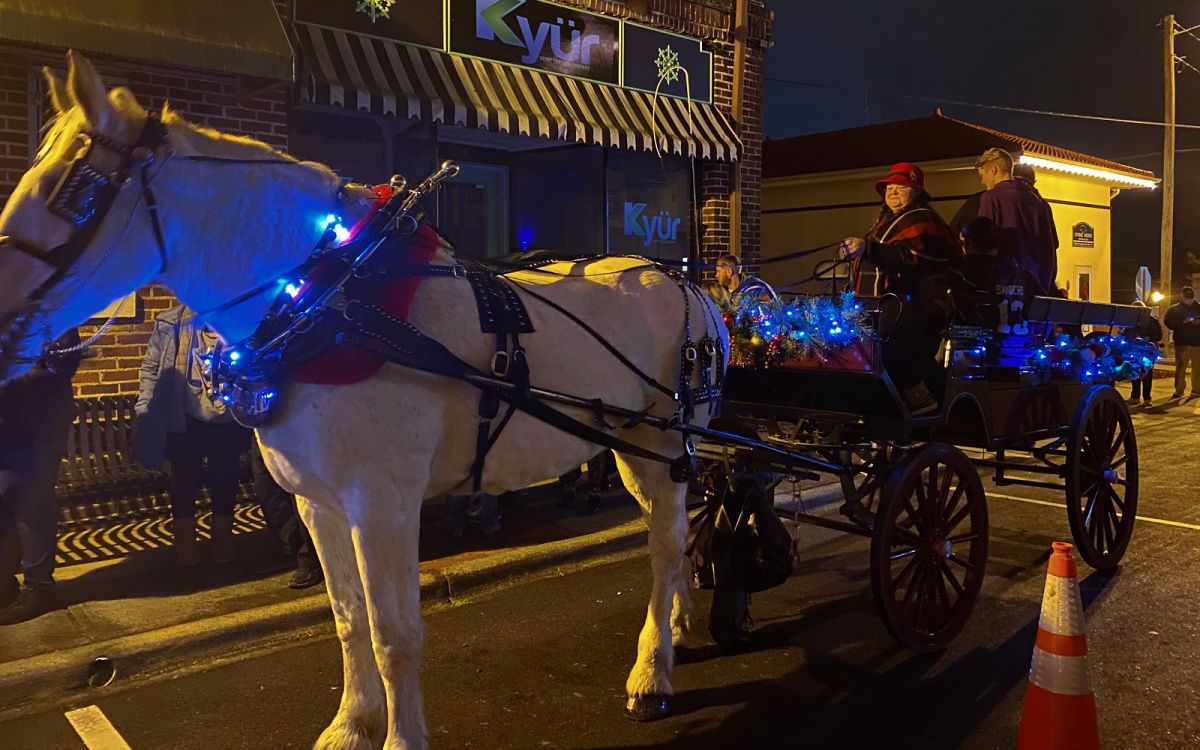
<box><xmin>0</xmin><ymin>485</ymin><xmax>649</xmax><ymax>718</ymax></box>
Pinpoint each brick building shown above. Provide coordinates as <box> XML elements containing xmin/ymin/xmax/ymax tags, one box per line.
<box><xmin>0</xmin><ymin>0</ymin><xmax>770</xmax><ymax>400</ymax></box>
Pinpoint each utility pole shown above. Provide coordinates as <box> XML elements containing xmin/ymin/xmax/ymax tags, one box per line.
<box><xmin>1162</xmin><ymin>14</ymin><xmax>1177</xmax><ymax>300</ymax></box>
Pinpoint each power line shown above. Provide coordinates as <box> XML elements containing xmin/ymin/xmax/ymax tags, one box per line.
<box><xmin>762</xmin><ymin>75</ymin><xmax>1200</xmax><ymax>131</ymax></box>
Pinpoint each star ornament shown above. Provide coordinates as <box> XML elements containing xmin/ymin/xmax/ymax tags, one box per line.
<box><xmin>655</xmin><ymin>46</ymin><xmax>681</xmax><ymax>84</ymax></box>
<box><xmin>355</xmin><ymin>0</ymin><xmax>396</xmax><ymax>22</ymax></box>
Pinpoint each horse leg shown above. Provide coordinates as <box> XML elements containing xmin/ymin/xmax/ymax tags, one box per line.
<box><xmin>302</xmin><ymin>498</ymin><xmax>387</xmax><ymax>750</ymax></box>
<box><xmin>346</xmin><ymin>480</ymin><xmax>428</xmax><ymax>750</ymax></box>
<box><xmin>612</xmin><ymin>452</ymin><xmax>689</xmax><ymax>722</ymax></box>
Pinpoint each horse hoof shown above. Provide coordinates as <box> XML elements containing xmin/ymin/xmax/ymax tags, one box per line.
<box><xmin>624</xmin><ymin>694</ymin><xmax>670</xmax><ymax>722</ymax></box>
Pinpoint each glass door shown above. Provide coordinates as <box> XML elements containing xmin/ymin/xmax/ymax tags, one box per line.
<box><xmin>438</xmin><ymin>162</ymin><xmax>510</xmax><ymax>260</ymax></box>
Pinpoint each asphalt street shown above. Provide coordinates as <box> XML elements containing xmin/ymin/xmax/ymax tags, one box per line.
<box><xmin>4</xmin><ymin>403</ymin><xmax>1199</xmax><ymax>750</ymax></box>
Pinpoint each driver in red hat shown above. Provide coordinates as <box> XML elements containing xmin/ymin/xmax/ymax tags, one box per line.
<box><xmin>840</xmin><ymin>162</ymin><xmax>964</xmax><ymax>416</ymax></box>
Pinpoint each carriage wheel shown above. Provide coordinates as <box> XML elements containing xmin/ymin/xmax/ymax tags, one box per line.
<box><xmin>870</xmin><ymin>443</ymin><xmax>988</xmax><ymax>652</ymax></box>
<box><xmin>1066</xmin><ymin>385</ymin><xmax>1138</xmax><ymax>572</ymax></box>
<box><xmin>839</xmin><ymin>442</ymin><xmax>892</xmax><ymax>521</ymax></box>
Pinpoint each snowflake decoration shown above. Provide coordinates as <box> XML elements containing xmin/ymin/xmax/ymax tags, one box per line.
<box><xmin>655</xmin><ymin>46</ymin><xmax>680</xmax><ymax>84</ymax></box>
<box><xmin>355</xmin><ymin>0</ymin><xmax>395</xmax><ymax>22</ymax></box>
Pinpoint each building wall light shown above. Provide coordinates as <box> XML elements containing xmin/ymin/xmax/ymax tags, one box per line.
<box><xmin>1018</xmin><ymin>155</ymin><xmax>1158</xmax><ymax>189</ymax></box>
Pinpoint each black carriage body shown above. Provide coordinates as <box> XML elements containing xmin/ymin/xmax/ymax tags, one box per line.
<box><xmin>696</xmin><ymin>295</ymin><xmax>1144</xmax><ymax>654</ymax></box>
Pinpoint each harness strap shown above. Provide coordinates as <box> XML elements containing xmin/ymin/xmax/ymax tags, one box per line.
<box><xmin>336</xmin><ymin>301</ymin><xmax>676</xmax><ymax>468</ymax></box>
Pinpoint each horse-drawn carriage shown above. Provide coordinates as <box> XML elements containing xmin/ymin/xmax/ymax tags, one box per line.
<box><xmin>690</xmin><ymin>293</ymin><xmax>1150</xmax><ymax>653</ymax></box>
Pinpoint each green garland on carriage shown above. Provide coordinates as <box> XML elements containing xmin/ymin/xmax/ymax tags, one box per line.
<box><xmin>723</xmin><ymin>291</ymin><xmax>872</xmax><ymax>368</ymax></box>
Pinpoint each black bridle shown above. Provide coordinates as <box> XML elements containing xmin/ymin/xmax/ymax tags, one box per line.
<box><xmin>0</xmin><ymin>111</ymin><xmax>172</xmax><ymax>372</ymax></box>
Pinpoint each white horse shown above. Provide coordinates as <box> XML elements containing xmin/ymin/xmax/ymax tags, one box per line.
<box><xmin>0</xmin><ymin>53</ymin><xmax>727</xmax><ymax>749</ymax></box>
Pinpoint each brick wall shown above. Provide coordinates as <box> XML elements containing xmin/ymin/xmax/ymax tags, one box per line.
<box><xmin>0</xmin><ymin>46</ymin><xmax>289</xmax><ymax>399</ymax></box>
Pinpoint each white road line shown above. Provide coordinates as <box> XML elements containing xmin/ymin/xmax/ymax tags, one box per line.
<box><xmin>986</xmin><ymin>491</ymin><xmax>1200</xmax><ymax>531</ymax></box>
<box><xmin>64</xmin><ymin>705</ymin><xmax>132</xmax><ymax>750</ymax></box>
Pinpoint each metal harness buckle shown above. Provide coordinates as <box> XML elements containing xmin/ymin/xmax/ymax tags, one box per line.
<box><xmin>491</xmin><ymin>350</ymin><xmax>511</xmax><ymax>378</ymax></box>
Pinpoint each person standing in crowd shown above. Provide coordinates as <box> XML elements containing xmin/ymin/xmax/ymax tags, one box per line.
<box><xmin>1164</xmin><ymin>286</ymin><xmax>1200</xmax><ymax>400</ymax></box>
<box><xmin>0</xmin><ymin>330</ymin><xmax>82</xmax><ymax>624</ymax></box>
<box><xmin>841</xmin><ymin>162</ymin><xmax>963</xmax><ymax>416</ymax></box>
<box><xmin>1125</xmin><ymin>300</ymin><xmax>1162</xmax><ymax>405</ymax></box>
<box><xmin>715</xmin><ymin>254</ymin><xmax>778</xmax><ymax>306</ymax></box>
<box><xmin>975</xmin><ymin>148</ymin><xmax>1059</xmax><ymax>296</ymax></box>
<box><xmin>250</xmin><ymin>441</ymin><xmax>322</xmax><ymax>589</ymax></box>
<box><xmin>135</xmin><ymin>305</ymin><xmax>249</xmax><ymax>567</ymax></box>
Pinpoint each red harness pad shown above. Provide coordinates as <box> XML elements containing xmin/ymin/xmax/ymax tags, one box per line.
<box><xmin>289</xmin><ymin>222</ymin><xmax>444</xmax><ymax>385</ymax></box>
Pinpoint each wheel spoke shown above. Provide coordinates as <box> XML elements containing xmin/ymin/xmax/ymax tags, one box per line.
<box><xmin>933</xmin><ymin>562</ymin><xmax>953</xmax><ymax>619</ymax></box>
<box><xmin>939</xmin><ymin>483</ymin><xmax>968</xmax><ymax>535</ymax></box>
<box><xmin>943</xmin><ymin>502</ymin><xmax>972</xmax><ymax>536</ymax></box>
<box><xmin>1110</xmin><ymin>454</ymin><xmax>1129</xmax><ymax>470</ymax></box>
<box><xmin>1106</xmin><ymin>483</ymin><xmax>1126</xmax><ymax>515</ymax></box>
<box><xmin>935</xmin><ymin>466</ymin><xmax>953</xmax><ymax>524</ymax></box>
<box><xmin>913</xmin><ymin>560</ymin><xmax>931</xmax><ymax>632</ymax></box>
<box><xmin>937</xmin><ymin>556</ymin><xmax>965</xmax><ymax>596</ymax></box>
<box><xmin>899</xmin><ymin>555</ymin><xmax>926</xmax><ymax>614</ymax></box>
<box><xmin>946</xmin><ymin>532</ymin><xmax>980</xmax><ymax>545</ymax></box>
<box><xmin>1082</xmin><ymin>484</ymin><xmax>1101</xmax><ymax>526</ymax></box>
<box><xmin>902</xmin><ymin>495</ymin><xmax>930</xmax><ymax>538</ymax></box>
<box><xmin>891</xmin><ymin>546</ymin><xmax>919</xmax><ymax>562</ymax></box>
<box><xmin>1102</xmin><ymin>496</ymin><xmax>1117</xmax><ymax>552</ymax></box>
<box><xmin>893</xmin><ymin>552</ymin><xmax>920</xmax><ymax>590</ymax></box>
<box><xmin>947</xmin><ymin>553</ymin><xmax>976</xmax><ymax>574</ymax></box>
<box><xmin>894</xmin><ymin>526</ymin><xmax>923</xmax><ymax>547</ymax></box>
<box><xmin>1106</xmin><ymin>423</ymin><xmax>1128</xmax><ymax>465</ymax></box>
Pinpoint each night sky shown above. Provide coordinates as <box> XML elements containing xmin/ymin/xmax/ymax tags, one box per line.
<box><xmin>761</xmin><ymin>0</ymin><xmax>1200</xmax><ymax>299</ymax></box>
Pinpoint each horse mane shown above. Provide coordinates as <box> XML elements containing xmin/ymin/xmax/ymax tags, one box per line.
<box><xmin>160</xmin><ymin>104</ymin><xmax>292</xmax><ymax>161</ymax></box>
<box><xmin>158</xmin><ymin>103</ymin><xmax>338</xmax><ymax>183</ymax></box>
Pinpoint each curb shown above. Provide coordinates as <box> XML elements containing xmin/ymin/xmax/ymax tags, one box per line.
<box><xmin>0</xmin><ymin>518</ymin><xmax>648</xmax><ymax>719</ymax></box>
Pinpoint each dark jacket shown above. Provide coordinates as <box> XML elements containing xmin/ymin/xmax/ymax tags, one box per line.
<box><xmin>0</xmin><ymin>330</ymin><xmax>82</xmax><ymax>462</ymax></box>
<box><xmin>1164</xmin><ymin>300</ymin><xmax>1200</xmax><ymax>346</ymax></box>
<box><xmin>1124</xmin><ymin>312</ymin><xmax>1163</xmax><ymax>344</ymax></box>
<box><xmin>978</xmin><ymin>179</ymin><xmax>1058</xmax><ymax>296</ymax></box>
<box><xmin>855</xmin><ymin>203</ymin><xmax>964</xmax><ymax>320</ymax></box>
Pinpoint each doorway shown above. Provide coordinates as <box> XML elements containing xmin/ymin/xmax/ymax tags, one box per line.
<box><xmin>438</xmin><ymin>163</ymin><xmax>510</xmax><ymax>260</ymax></box>
<box><xmin>1074</xmin><ymin>265</ymin><xmax>1093</xmax><ymax>302</ymax></box>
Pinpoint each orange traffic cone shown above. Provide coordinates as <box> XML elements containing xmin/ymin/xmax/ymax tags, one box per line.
<box><xmin>1017</xmin><ymin>542</ymin><xmax>1100</xmax><ymax>750</ymax></box>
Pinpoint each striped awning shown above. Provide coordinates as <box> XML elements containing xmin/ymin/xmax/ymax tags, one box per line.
<box><xmin>294</xmin><ymin>23</ymin><xmax>741</xmax><ymax>161</ymax></box>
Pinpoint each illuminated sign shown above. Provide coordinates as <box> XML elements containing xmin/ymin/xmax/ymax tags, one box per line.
<box><xmin>624</xmin><ymin>202</ymin><xmax>683</xmax><ymax>247</ymax></box>
<box><xmin>449</xmin><ymin>0</ymin><xmax>620</xmax><ymax>84</ymax></box>
<box><xmin>622</xmin><ymin>22</ymin><xmax>712</xmax><ymax>103</ymax></box>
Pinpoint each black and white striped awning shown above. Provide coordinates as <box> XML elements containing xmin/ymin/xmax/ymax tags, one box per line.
<box><xmin>294</xmin><ymin>23</ymin><xmax>741</xmax><ymax>161</ymax></box>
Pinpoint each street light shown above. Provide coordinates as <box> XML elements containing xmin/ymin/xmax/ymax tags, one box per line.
<box><xmin>1151</xmin><ymin>291</ymin><xmax>1166</xmax><ymax>304</ymax></box>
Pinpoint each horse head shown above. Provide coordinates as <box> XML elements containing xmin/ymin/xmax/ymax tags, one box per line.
<box><xmin>0</xmin><ymin>51</ymin><xmax>358</xmax><ymax>384</ymax></box>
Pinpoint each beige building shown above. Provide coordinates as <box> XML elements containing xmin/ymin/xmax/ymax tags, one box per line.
<box><xmin>761</xmin><ymin>111</ymin><xmax>1158</xmax><ymax>303</ymax></box>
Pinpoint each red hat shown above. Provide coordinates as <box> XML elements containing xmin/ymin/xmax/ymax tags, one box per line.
<box><xmin>875</xmin><ymin>162</ymin><xmax>927</xmax><ymax>196</ymax></box>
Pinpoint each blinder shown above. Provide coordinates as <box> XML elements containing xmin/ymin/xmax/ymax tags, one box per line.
<box><xmin>46</xmin><ymin>134</ymin><xmax>119</xmax><ymax>228</ymax></box>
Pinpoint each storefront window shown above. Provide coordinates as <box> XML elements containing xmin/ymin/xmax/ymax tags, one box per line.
<box><xmin>606</xmin><ymin>150</ymin><xmax>694</xmax><ymax>266</ymax></box>
<box><xmin>511</xmin><ymin>146</ymin><xmax>605</xmax><ymax>256</ymax></box>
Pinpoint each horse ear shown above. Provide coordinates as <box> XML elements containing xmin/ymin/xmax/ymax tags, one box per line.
<box><xmin>42</xmin><ymin>67</ymin><xmax>70</xmax><ymax>114</ymax></box>
<box><xmin>65</xmin><ymin>50</ymin><xmax>111</xmax><ymax>125</ymax></box>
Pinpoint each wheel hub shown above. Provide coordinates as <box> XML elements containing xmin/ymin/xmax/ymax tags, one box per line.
<box><xmin>933</xmin><ymin>538</ymin><xmax>952</xmax><ymax>558</ymax></box>
<box><xmin>1103</xmin><ymin>469</ymin><xmax>1118</xmax><ymax>483</ymax></box>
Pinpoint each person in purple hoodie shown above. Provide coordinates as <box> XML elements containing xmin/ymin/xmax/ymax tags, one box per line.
<box><xmin>975</xmin><ymin>148</ymin><xmax>1059</xmax><ymax>296</ymax></box>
